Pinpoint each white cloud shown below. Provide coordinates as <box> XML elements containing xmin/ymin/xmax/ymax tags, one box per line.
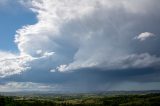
<box><xmin>0</xmin><ymin>51</ymin><xmax>32</xmax><ymax>77</ymax></box>
<box><xmin>50</xmin><ymin>69</ymin><xmax>56</xmax><ymax>72</ymax></box>
<box><xmin>56</xmin><ymin>65</ymin><xmax>68</xmax><ymax>72</ymax></box>
<box><xmin>0</xmin><ymin>50</ymin><xmax>55</xmax><ymax>77</ymax></box>
<box><xmin>135</xmin><ymin>32</ymin><xmax>155</xmax><ymax>41</ymax></box>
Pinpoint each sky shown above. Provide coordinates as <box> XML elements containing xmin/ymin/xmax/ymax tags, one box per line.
<box><xmin>0</xmin><ymin>0</ymin><xmax>36</xmax><ymax>51</ymax></box>
<box><xmin>0</xmin><ymin>0</ymin><xmax>160</xmax><ymax>92</ymax></box>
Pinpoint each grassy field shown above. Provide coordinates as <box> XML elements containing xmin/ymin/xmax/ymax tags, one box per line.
<box><xmin>0</xmin><ymin>93</ymin><xmax>160</xmax><ymax>106</ymax></box>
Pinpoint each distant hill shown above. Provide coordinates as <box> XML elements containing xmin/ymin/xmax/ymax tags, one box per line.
<box><xmin>1</xmin><ymin>90</ymin><xmax>160</xmax><ymax>97</ymax></box>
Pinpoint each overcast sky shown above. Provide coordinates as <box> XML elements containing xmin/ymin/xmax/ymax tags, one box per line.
<box><xmin>0</xmin><ymin>0</ymin><xmax>160</xmax><ymax>92</ymax></box>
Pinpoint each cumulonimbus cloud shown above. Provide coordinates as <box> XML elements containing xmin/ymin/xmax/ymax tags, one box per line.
<box><xmin>0</xmin><ymin>0</ymin><xmax>160</xmax><ymax>78</ymax></box>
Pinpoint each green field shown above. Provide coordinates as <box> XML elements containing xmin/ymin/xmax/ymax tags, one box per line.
<box><xmin>0</xmin><ymin>93</ymin><xmax>160</xmax><ymax>106</ymax></box>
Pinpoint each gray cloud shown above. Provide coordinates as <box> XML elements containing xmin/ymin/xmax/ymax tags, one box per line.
<box><xmin>1</xmin><ymin>67</ymin><xmax>160</xmax><ymax>92</ymax></box>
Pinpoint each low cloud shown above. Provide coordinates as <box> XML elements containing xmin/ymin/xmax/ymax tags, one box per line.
<box><xmin>0</xmin><ymin>82</ymin><xmax>58</xmax><ymax>92</ymax></box>
<box><xmin>56</xmin><ymin>53</ymin><xmax>160</xmax><ymax>72</ymax></box>
<box><xmin>0</xmin><ymin>50</ymin><xmax>55</xmax><ymax>77</ymax></box>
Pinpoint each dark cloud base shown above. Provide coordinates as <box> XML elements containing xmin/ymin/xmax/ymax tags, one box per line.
<box><xmin>1</xmin><ymin>67</ymin><xmax>159</xmax><ymax>92</ymax></box>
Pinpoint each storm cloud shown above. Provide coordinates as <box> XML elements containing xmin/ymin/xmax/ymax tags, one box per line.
<box><xmin>0</xmin><ymin>0</ymin><xmax>160</xmax><ymax>91</ymax></box>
